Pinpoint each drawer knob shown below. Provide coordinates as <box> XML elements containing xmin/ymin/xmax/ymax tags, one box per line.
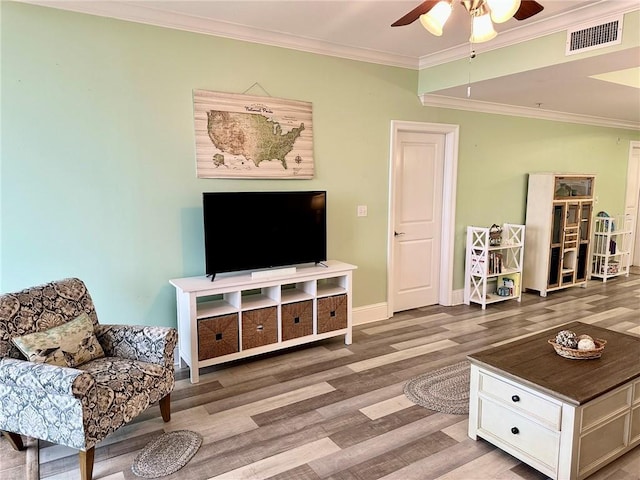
<box><xmin>511</xmin><ymin>395</ymin><xmax>520</xmax><ymax>402</ymax></box>
<box><xmin>511</xmin><ymin>427</ymin><xmax>519</xmax><ymax>435</ymax></box>
<box><xmin>256</xmin><ymin>324</ymin><xmax>264</xmax><ymax>331</ymax></box>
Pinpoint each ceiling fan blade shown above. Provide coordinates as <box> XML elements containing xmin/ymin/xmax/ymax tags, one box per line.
<box><xmin>513</xmin><ymin>0</ymin><xmax>544</xmax><ymax>21</ymax></box>
<box><xmin>391</xmin><ymin>0</ymin><xmax>439</xmax><ymax>27</ymax></box>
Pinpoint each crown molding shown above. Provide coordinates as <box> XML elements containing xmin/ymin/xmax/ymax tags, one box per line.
<box><xmin>16</xmin><ymin>0</ymin><xmax>639</xmax><ymax>128</ymax></box>
<box><xmin>418</xmin><ymin>1</ymin><xmax>640</xmax><ymax>69</ymax></box>
<box><xmin>420</xmin><ymin>94</ymin><xmax>640</xmax><ymax>130</ymax></box>
<box><xmin>17</xmin><ymin>0</ymin><xmax>420</xmax><ymax>69</ymax></box>
<box><xmin>18</xmin><ymin>1</ymin><xmax>638</xmax><ymax>71</ymax></box>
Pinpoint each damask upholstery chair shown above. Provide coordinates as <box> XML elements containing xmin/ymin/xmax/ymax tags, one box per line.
<box><xmin>0</xmin><ymin>278</ymin><xmax>178</xmax><ymax>480</ymax></box>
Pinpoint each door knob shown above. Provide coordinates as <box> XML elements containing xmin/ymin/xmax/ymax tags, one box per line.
<box><xmin>394</xmin><ymin>231</ymin><xmax>406</xmax><ymax>237</ymax></box>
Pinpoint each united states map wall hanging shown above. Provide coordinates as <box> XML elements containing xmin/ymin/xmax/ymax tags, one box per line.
<box><xmin>193</xmin><ymin>89</ymin><xmax>314</xmax><ymax>179</ymax></box>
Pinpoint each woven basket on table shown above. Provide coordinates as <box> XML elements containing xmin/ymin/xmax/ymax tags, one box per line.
<box><xmin>547</xmin><ymin>338</ymin><xmax>607</xmax><ymax>359</ymax></box>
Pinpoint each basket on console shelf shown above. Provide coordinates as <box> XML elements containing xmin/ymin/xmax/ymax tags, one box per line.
<box><xmin>547</xmin><ymin>338</ymin><xmax>607</xmax><ymax>360</ymax></box>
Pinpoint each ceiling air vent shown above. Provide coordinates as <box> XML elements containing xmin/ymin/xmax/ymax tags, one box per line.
<box><xmin>566</xmin><ymin>16</ymin><xmax>623</xmax><ymax>56</ymax></box>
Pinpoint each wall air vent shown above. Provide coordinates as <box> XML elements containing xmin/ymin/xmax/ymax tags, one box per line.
<box><xmin>566</xmin><ymin>16</ymin><xmax>623</xmax><ymax>56</ymax></box>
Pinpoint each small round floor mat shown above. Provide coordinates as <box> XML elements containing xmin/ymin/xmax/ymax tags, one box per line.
<box><xmin>404</xmin><ymin>361</ymin><xmax>470</xmax><ymax>415</ymax></box>
<box><xmin>132</xmin><ymin>430</ymin><xmax>202</xmax><ymax>478</ymax></box>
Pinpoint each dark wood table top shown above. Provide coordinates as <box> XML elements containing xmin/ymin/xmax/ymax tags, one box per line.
<box><xmin>468</xmin><ymin>321</ymin><xmax>640</xmax><ymax>405</ymax></box>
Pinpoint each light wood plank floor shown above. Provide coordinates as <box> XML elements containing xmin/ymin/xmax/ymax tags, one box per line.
<box><xmin>2</xmin><ymin>273</ymin><xmax>639</xmax><ymax>480</ymax></box>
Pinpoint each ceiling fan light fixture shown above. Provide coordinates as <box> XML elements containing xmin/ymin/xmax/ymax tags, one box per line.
<box><xmin>419</xmin><ymin>0</ymin><xmax>453</xmax><ymax>36</ymax></box>
<box><xmin>486</xmin><ymin>0</ymin><xmax>521</xmax><ymax>23</ymax></box>
<box><xmin>469</xmin><ymin>5</ymin><xmax>497</xmax><ymax>43</ymax></box>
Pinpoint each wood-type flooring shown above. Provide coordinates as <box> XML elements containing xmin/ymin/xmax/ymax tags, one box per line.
<box><xmin>1</xmin><ymin>272</ymin><xmax>639</xmax><ymax>480</ymax></box>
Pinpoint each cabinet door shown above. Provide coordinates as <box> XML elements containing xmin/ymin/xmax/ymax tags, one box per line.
<box><xmin>580</xmin><ymin>202</ymin><xmax>592</xmax><ymax>242</ymax></box>
<box><xmin>566</xmin><ymin>203</ymin><xmax>580</xmax><ymax>227</ymax></box>
<box><xmin>551</xmin><ymin>204</ymin><xmax>565</xmax><ymax>245</ymax></box>
<box><xmin>548</xmin><ymin>204</ymin><xmax>565</xmax><ymax>288</ymax></box>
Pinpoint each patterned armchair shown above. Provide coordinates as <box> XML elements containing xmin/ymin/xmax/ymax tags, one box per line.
<box><xmin>0</xmin><ymin>278</ymin><xmax>177</xmax><ymax>480</ymax></box>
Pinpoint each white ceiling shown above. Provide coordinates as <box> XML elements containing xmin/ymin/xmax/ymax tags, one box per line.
<box><xmin>22</xmin><ymin>0</ymin><xmax>640</xmax><ymax>128</ymax></box>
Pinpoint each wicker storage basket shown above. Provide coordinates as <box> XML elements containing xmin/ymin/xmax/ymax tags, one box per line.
<box><xmin>198</xmin><ymin>314</ymin><xmax>239</xmax><ymax>360</ymax></box>
<box><xmin>548</xmin><ymin>338</ymin><xmax>606</xmax><ymax>359</ymax></box>
<box><xmin>242</xmin><ymin>306</ymin><xmax>277</xmax><ymax>350</ymax></box>
<box><xmin>317</xmin><ymin>294</ymin><xmax>347</xmax><ymax>334</ymax></box>
<box><xmin>282</xmin><ymin>300</ymin><xmax>313</xmax><ymax>341</ymax></box>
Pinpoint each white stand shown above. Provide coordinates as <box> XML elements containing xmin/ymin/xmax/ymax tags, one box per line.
<box><xmin>170</xmin><ymin>260</ymin><xmax>357</xmax><ymax>383</ymax></box>
<box><xmin>590</xmin><ymin>214</ymin><xmax>633</xmax><ymax>282</ymax></box>
<box><xmin>251</xmin><ymin>266</ymin><xmax>297</xmax><ymax>279</ymax></box>
<box><xmin>463</xmin><ymin>224</ymin><xmax>525</xmax><ymax>309</ymax></box>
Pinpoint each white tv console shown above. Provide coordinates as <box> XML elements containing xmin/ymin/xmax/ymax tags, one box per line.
<box><xmin>170</xmin><ymin>260</ymin><xmax>357</xmax><ymax>383</ymax></box>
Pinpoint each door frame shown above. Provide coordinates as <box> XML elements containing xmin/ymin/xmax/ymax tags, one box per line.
<box><xmin>387</xmin><ymin>120</ymin><xmax>459</xmax><ymax>317</ymax></box>
<box><xmin>625</xmin><ymin>140</ymin><xmax>640</xmax><ymax>265</ymax></box>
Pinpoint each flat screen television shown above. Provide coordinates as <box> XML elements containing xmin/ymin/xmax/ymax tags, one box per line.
<box><xmin>203</xmin><ymin>191</ymin><xmax>327</xmax><ymax>279</ymax></box>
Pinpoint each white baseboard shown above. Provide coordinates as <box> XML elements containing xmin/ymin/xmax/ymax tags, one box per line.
<box><xmin>353</xmin><ymin>302</ymin><xmax>389</xmax><ymax>325</ymax></box>
<box><xmin>352</xmin><ymin>290</ymin><xmax>465</xmax><ymax>325</ymax></box>
<box><xmin>451</xmin><ymin>288</ymin><xmax>465</xmax><ymax>306</ymax></box>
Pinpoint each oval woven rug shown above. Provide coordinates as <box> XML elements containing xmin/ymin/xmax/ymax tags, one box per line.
<box><xmin>403</xmin><ymin>361</ymin><xmax>470</xmax><ymax>415</ymax></box>
<box><xmin>131</xmin><ymin>430</ymin><xmax>202</xmax><ymax>478</ymax></box>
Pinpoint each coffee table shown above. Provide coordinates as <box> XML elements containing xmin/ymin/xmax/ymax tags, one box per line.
<box><xmin>468</xmin><ymin>321</ymin><xmax>640</xmax><ymax>480</ymax></box>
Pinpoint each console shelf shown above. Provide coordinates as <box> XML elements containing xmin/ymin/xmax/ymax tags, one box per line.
<box><xmin>464</xmin><ymin>224</ymin><xmax>525</xmax><ymax>309</ymax></box>
<box><xmin>591</xmin><ymin>214</ymin><xmax>633</xmax><ymax>282</ymax></box>
<box><xmin>170</xmin><ymin>260</ymin><xmax>357</xmax><ymax>383</ymax></box>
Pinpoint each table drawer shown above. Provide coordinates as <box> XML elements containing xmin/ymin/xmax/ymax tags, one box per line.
<box><xmin>479</xmin><ymin>371</ymin><xmax>561</xmax><ymax>429</ymax></box>
<box><xmin>479</xmin><ymin>398</ymin><xmax>560</xmax><ymax>472</ymax></box>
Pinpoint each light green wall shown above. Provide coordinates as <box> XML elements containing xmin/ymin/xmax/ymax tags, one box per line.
<box><xmin>1</xmin><ymin>2</ymin><xmax>638</xmax><ymax>327</ymax></box>
<box><xmin>441</xmin><ymin>112</ymin><xmax>637</xmax><ymax>280</ymax></box>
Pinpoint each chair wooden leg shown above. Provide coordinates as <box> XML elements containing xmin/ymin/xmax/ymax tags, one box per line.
<box><xmin>79</xmin><ymin>447</ymin><xmax>94</xmax><ymax>480</ymax></box>
<box><xmin>1</xmin><ymin>431</ymin><xmax>25</xmax><ymax>451</ymax></box>
<box><xmin>159</xmin><ymin>393</ymin><xmax>171</xmax><ymax>422</ymax></box>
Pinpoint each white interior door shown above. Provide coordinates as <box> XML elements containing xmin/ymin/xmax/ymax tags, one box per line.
<box><xmin>391</xmin><ymin>131</ymin><xmax>445</xmax><ymax>312</ymax></box>
<box><xmin>625</xmin><ymin>141</ymin><xmax>640</xmax><ymax>266</ymax></box>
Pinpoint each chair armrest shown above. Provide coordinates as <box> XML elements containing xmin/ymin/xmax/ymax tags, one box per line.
<box><xmin>0</xmin><ymin>358</ymin><xmax>94</xmax><ymax>397</ymax></box>
<box><xmin>95</xmin><ymin>325</ymin><xmax>177</xmax><ymax>368</ymax></box>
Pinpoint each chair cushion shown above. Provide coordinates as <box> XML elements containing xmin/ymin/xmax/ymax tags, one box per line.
<box><xmin>78</xmin><ymin>356</ymin><xmax>173</xmax><ymax>439</ymax></box>
<box><xmin>1</xmin><ymin>278</ymin><xmax>99</xmax><ymax>359</ymax></box>
<box><xmin>11</xmin><ymin>312</ymin><xmax>105</xmax><ymax>367</ymax></box>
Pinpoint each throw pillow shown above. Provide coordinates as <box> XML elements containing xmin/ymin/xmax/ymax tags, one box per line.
<box><xmin>12</xmin><ymin>312</ymin><xmax>105</xmax><ymax>367</ymax></box>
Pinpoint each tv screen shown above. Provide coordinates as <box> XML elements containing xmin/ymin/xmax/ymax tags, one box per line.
<box><xmin>203</xmin><ymin>191</ymin><xmax>327</xmax><ymax>278</ymax></box>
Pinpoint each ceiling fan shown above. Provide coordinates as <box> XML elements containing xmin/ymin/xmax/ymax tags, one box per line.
<box><xmin>392</xmin><ymin>0</ymin><xmax>544</xmax><ymax>43</ymax></box>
